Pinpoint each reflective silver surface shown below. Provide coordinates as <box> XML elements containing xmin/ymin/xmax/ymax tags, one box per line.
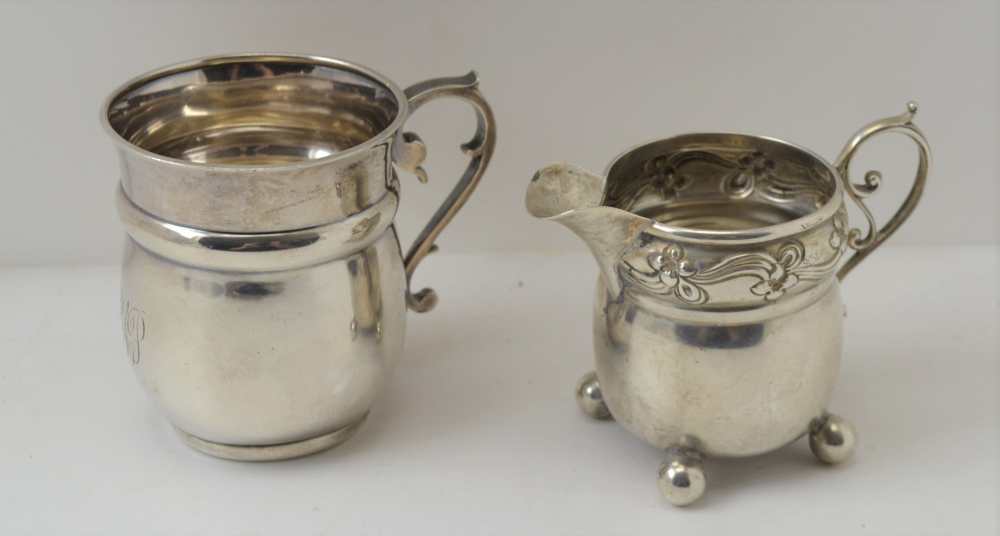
<box><xmin>809</xmin><ymin>413</ymin><xmax>857</xmax><ymax>465</ymax></box>
<box><xmin>106</xmin><ymin>53</ymin><xmax>496</xmax><ymax>460</ymax></box>
<box><xmin>526</xmin><ymin>104</ymin><xmax>929</xmax><ymax>505</ymax></box>
<box><xmin>658</xmin><ymin>446</ymin><xmax>706</xmax><ymax>507</ymax></box>
<box><xmin>575</xmin><ymin>370</ymin><xmax>612</xmax><ymax>420</ymax></box>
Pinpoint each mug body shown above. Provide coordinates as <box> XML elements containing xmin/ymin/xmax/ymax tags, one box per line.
<box><xmin>119</xmin><ymin>222</ymin><xmax>406</xmax><ymax>452</ymax></box>
<box><xmin>106</xmin><ymin>54</ymin><xmax>411</xmax><ymax>459</ymax></box>
<box><xmin>592</xmin><ymin>133</ymin><xmax>849</xmax><ymax>457</ymax></box>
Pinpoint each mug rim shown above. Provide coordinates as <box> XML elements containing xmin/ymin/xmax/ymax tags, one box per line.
<box><xmin>602</xmin><ymin>133</ymin><xmax>844</xmax><ymax>245</ymax></box>
<box><xmin>100</xmin><ymin>52</ymin><xmax>409</xmax><ymax>172</ymax></box>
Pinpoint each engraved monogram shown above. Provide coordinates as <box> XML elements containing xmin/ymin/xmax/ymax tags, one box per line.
<box><xmin>121</xmin><ymin>298</ymin><xmax>147</xmax><ymax>365</ymax></box>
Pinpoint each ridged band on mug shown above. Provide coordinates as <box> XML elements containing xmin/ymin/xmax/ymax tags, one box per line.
<box><xmin>117</xmin><ymin>185</ymin><xmax>399</xmax><ymax>273</ymax></box>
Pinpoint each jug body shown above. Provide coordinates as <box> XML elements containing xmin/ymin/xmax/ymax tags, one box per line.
<box><xmin>106</xmin><ymin>54</ymin><xmax>496</xmax><ymax>460</ymax></box>
<box><xmin>592</xmin><ymin>230</ymin><xmax>846</xmax><ymax>457</ymax></box>
<box><xmin>527</xmin><ymin>106</ymin><xmax>929</xmax><ymax>505</ymax></box>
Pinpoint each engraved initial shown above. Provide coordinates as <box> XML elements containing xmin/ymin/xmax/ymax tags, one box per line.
<box><xmin>121</xmin><ymin>299</ymin><xmax>147</xmax><ymax>365</ymax></box>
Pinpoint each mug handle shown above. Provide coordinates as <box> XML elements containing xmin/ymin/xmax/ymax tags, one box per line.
<box><xmin>834</xmin><ymin>101</ymin><xmax>931</xmax><ymax>280</ymax></box>
<box><xmin>393</xmin><ymin>72</ymin><xmax>497</xmax><ymax>312</ymax></box>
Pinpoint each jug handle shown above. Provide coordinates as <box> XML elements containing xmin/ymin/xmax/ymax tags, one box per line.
<box><xmin>834</xmin><ymin>101</ymin><xmax>930</xmax><ymax>280</ymax></box>
<box><xmin>393</xmin><ymin>72</ymin><xmax>497</xmax><ymax>312</ymax></box>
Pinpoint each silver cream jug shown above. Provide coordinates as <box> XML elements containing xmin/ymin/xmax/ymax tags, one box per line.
<box><xmin>105</xmin><ymin>54</ymin><xmax>495</xmax><ymax>460</ymax></box>
<box><xmin>526</xmin><ymin>104</ymin><xmax>928</xmax><ymax>505</ymax></box>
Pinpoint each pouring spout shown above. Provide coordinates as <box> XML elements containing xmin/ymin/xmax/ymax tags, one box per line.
<box><xmin>526</xmin><ymin>163</ymin><xmax>605</xmax><ymax>219</ymax></box>
<box><xmin>526</xmin><ymin>163</ymin><xmax>652</xmax><ymax>297</ymax></box>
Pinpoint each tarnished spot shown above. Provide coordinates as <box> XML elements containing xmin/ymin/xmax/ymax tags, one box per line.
<box><xmin>349</xmin><ymin>213</ymin><xmax>381</xmax><ymax>242</ymax></box>
<box><xmin>225</xmin><ymin>281</ymin><xmax>285</xmax><ymax>300</ymax></box>
<box><xmin>199</xmin><ymin>233</ymin><xmax>320</xmax><ymax>252</ymax></box>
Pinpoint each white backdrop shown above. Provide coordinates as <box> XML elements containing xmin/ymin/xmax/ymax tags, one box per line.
<box><xmin>0</xmin><ymin>0</ymin><xmax>996</xmax><ymax>266</ymax></box>
<box><xmin>0</xmin><ymin>3</ymin><xmax>997</xmax><ymax>533</ymax></box>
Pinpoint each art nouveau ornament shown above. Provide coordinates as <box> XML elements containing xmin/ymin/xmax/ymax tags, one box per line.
<box><xmin>526</xmin><ymin>104</ymin><xmax>929</xmax><ymax>505</ymax></box>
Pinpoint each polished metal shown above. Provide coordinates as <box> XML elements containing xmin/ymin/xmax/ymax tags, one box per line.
<box><xmin>175</xmin><ymin>414</ymin><xmax>368</xmax><ymax>462</ymax></box>
<box><xmin>658</xmin><ymin>446</ymin><xmax>707</xmax><ymax>507</ymax></box>
<box><xmin>809</xmin><ymin>413</ymin><xmax>857</xmax><ymax>465</ymax></box>
<box><xmin>397</xmin><ymin>74</ymin><xmax>496</xmax><ymax>311</ymax></box>
<box><xmin>575</xmin><ymin>370</ymin><xmax>612</xmax><ymax>420</ymax></box>
<box><xmin>106</xmin><ymin>53</ymin><xmax>495</xmax><ymax>460</ymax></box>
<box><xmin>834</xmin><ymin>102</ymin><xmax>930</xmax><ymax>279</ymax></box>
<box><xmin>526</xmin><ymin>104</ymin><xmax>929</xmax><ymax>505</ymax></box>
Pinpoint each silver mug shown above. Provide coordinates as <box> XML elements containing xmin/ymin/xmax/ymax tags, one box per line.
<box><xmin>526</xmin><ymin>104</ymin><xmax>929</xmax><ymax>505</ymax></box>
<box><xmin>105</xmin><ymin>54</ymin><xmax>495</xmax><ymax>460</ymax></box>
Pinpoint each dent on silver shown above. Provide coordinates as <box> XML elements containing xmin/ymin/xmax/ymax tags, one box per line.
<box><xmin>529</xmin><ymin>103</ymin><xmax>929</xmax><ymax>506</ymax></box>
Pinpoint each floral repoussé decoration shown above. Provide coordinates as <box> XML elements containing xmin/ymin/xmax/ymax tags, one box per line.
<box><xmin>642</xmin><ymin>155</ymin><xmax>693</xmax><ymax>200</ymax></box>
<box><xmin>622</xmin><ymin>233</ymin><xmax>845</xmax><ymax>305</ymax></box>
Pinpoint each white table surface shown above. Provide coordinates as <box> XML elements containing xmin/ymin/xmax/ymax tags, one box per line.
<box><xmin>1</xmin><ymin>245</ymin><xmax>997</xmax><ymax>535</ymax></box>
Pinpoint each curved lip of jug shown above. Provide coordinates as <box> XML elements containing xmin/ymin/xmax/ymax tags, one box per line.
<box><xmin>100</xmin><ymin>52</ymin><xmax>409</xmax><ymax>172</ymax></box>
<box><xmin>603</xmin><ymin>133</ymin><xmax>845</xmax><ymax>245</ymax></box>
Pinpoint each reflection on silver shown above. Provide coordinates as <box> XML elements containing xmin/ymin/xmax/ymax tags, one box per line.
<box><xmin>527</xmin><ymin>104</ymin><xmax>929</xmax><ymax>505</ymax></box>
<box><xmin>105</xmin><ymin>53</ymin><xmax>496</xmax><ymax>460</ymax></box>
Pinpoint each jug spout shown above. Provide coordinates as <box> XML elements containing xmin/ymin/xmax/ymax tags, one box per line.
<box><xmin>526</xmin><ymin>163</ymin><xmax>652</xmax><ymax>297</ymax></box>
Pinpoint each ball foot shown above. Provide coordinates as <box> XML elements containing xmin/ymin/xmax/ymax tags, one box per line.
<box><xmin>658</xmin><ymin>446</ymin><xmax>706</xmax><ymax>506</ymax></box>
<box><xmin>575</xmin><ymin>371</ymin><xmax>612</xmax><ymax>420</ymax></box>
<box><xmin>809</xmin><ymin>413</ymin><xmax>857</xmax><ymax>464</ymax></box>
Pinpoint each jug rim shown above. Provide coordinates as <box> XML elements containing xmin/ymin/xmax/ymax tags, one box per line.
<box><xmin>603</xmin><ymin>133</ymin><xmax>844</xmax><ymax>245</ymax></box>
<box><xmin>101</xmin><ymin>52</ymin><xmax>409</xmax><ymax>172</ymax></box>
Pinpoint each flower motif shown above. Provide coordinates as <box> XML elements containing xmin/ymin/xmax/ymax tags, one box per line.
<box><xmin>647</xmin><ymin>244</ymin><xmax>705</xmax><ymax>303</ymax></box>
<box><xmin>649</xmin><ymin>244</ymin><xmax>695</xmax><ymax>280</ymax></box>
<box><xmin>749</xmin><ymin>242</ymin><xmax>803</xmax><ymax>300</ymax></box>
<box><xmin>738</xmin><ymin>151</ymin><xmax>777</xmax><ymax>180</ymax></box>
<box><xmin>643</xmin><ymin>155</ymin><xmax>691</xmax><ymax>200</ymax></box>
<box><xmin>724</xmin><ymin>151</ymin><xmax>776</xmax><ymax>198</ymax></box>
<box><xmin>623</xmin><ymin>239</ymin><xmax>817</xmax><ymax>305</ymax></box>
<box><xmin>750</xmin><ymin>265</ymin><xmax>800</xmax><ymax>301</ymax></box>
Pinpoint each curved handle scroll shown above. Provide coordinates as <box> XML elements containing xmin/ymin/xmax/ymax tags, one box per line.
<box><xmin>834</xmin><ymin>102</ymin><xmax>930</xmax><ymax>280</ymax></box>
<box><xmin>393</xmin><ymin>72</ymin><xmax>497</xmax><ymax>312</ymax></box>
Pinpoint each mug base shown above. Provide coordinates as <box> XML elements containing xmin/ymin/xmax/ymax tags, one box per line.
<box><xmin>174</xmin><ymin>413</ymin><xmax>368</xmax><ymax>462</ymax></box>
